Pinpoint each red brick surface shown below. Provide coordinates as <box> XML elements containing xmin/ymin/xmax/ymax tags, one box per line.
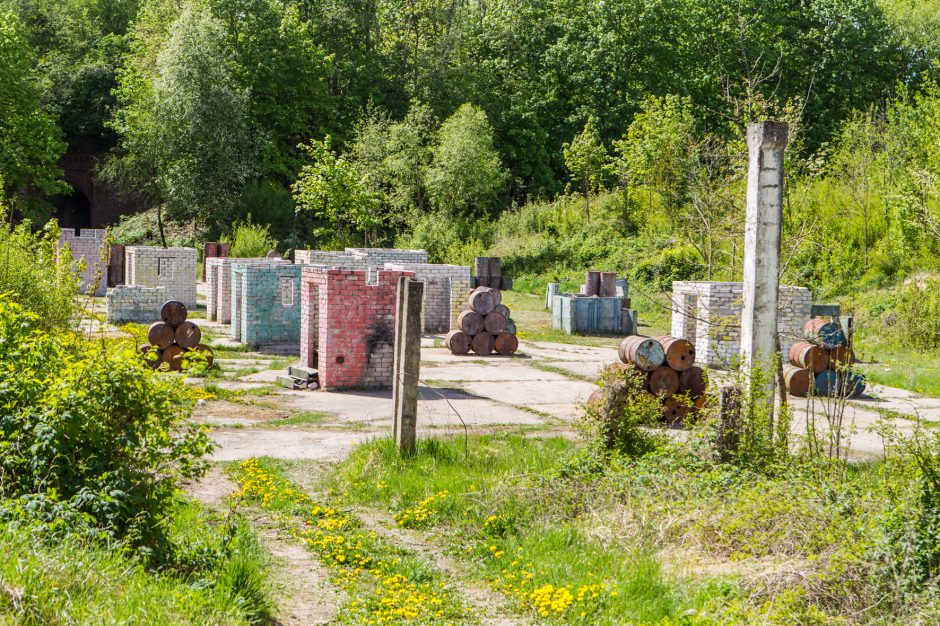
<box><xmin>301</xmin><ymin>268</ymin><xmax>414</xmax><ymax>389</ymax></box>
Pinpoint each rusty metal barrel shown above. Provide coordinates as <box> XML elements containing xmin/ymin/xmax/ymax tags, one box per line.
<box><xmin>585</xmin><ymin>271</ymin><xmax>601</xmax><ymax>296</ymax></box>
<box><xmin>495</xmin><ymin>332</ymin><xmax>519</xmax><ymax>356</ymax></box>
<box><xmin>139</xmin><ymin>344</ymin><xmax>159</xmax><ymax>369</ymax></box>
<box><xmin>654</xmin><ymin>336</ymin><xmax>695</xmax><ymax>371</ymax></box>
<box><xmin>445</xmin><ymin>330</ymin><xmax>471</xmax><ymax>355</ymax></box>
<box><xmin>662</xmin><ymin>397</ymin><xmax>682</xmax><ymax>422</ymax></box>
<box><xmin>618</xmin><ymin>336</ymin><xmax>666</xmax><ymax>372</ymax></box>
<box><xmin>468</xmin><ymin>288</ymin><xmax>497</xmax><ymax>315</ymax></box>
<box><xmin>788</xmin><ymin>341</ymin><xmax>829</xmax><ymax>374</ymax></box>
<box><xmin>829</xmin><ymin>346</ymin><xmax>856</xmax><ymax>368</ymax></box>
<box><xmin>483</xmin><ymin>311</ymin><xmax>507</xmax><ymax>334</ymax></box>
<box><xmin>599</xmin><ymin>272</ymin><xmax>617</xmax><ymax>297</ymax></box>
<box><xmin>471</xmin><ymin>332</ymin><xmax>495</xmax><ymax>355</ymax></box>
<box><xmin>804</xmin><ymin>319</ymin><xmax>847</xmax><ymax>350</ymax></box>
<box><xmin>482</xmin><ymin>286</ymin><xmax>502</xmax><ymax>306</ymax></box>
<box><xmin>692</xmin><ymin>394</ymin><xmax>708</xmax><ymax>415</ymax></box>
<box><xmin>814</xmin><ymin>370</ymin><xmax>839</xmax><ymax>397</ymax></box>
<box><xmin>474</xmin><ymin>257</ymin><xmax>490</xmax><ymax>278</ymax></box>
<box><xmin>505</xmin><ymin>318</ymin><xmax>517</xmax><ymax>335</ymax></box>
<box><xmin>648</xmin><ymin>366</ymin><xmax>680</xmax><ymax>398</ymax></box>
<box><xmin>161</xmin><ymin>300</ymin><xmax>187</xmax><ymax>328</ymax></box>
<box><xmin>678</xmin><ymin>366</ymin><xmax>706</xmax><ymax>398</ymax></box>
<box><xmin>175</xmin><ymin>320</ymin><xmax>202</xmax><ymax>349</ymax></box>
<box><xmin>160</xmin><ymin>344</ymin><xmax>185</xmax><ymax>371</ymax></box>
<box><xmin>148</xmin><ymin>322</ymin><xmax>175</xmax><ymax>350</ymax></box>
<box><xmin>782</xmin><ymin>364</ymin><xmax>812</xmax><ymax>397</ymax></box>
<box><xmin>191</xmin><ymin>343</ymin><xmax>214</xmax><ymax>366</ymax></box>
<box><xmin>494</xmin><ymin>304</ymin><xmax>510</xmax><ymax>318</ymax></box>
<box><xmin>457</xmin><ymin>311</ymin><xmax>484</xmax><ymax>335</ymax></box>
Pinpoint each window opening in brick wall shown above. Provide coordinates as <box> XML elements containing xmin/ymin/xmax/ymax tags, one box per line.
<box><xmin>279</xmin><ymin>276</ymin><xmax>294</xmax><ymax>307</ymax></box>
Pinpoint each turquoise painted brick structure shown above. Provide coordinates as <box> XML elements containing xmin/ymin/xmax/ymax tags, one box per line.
<box><xmin>231</xmin><ymin>262</ymin><xmax>302</xmax><ymax>352</ymax></box>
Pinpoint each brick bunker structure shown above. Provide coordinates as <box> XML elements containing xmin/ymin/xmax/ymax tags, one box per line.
<box><xmin>57</xmin><ymin>228</ymin><xmax>108</xmax><ymax>296</ymax></box>
<box><xmin>300</xmin><ymin>267</ymin><xmax>414</xmax><ymax>389</ymax></box>
<box><xmin>106</xmin><ymin>285</ymin><xmax>166</xmax><ymax>323</ymax></box>
<box><xmin>207</xmin><ymin>257</ymin><xmax>287</xmax><ymax>324</ymax></box>
<box><xmin>671</xmin><ymin>281</ymin><xmax>813</xmax><ymax>368</ymax></box>
<box><xmin>294</xmin><ymin>248</ymin><xmax>428</xmax><ymax>282</ymax></box>
<box><xmin>383</xmin><ymin>262</ymin><xmax>471</xmax><ymax>333</ymax></box>
<box><xmin>231</xmin><ymin>262</ymin><xmax>302</xmax><ymax>352</ymax></box>
<box><xmin>124</xmin><ymin>247</ymin><xmax>198</xmax><ymax>309</ymax></box>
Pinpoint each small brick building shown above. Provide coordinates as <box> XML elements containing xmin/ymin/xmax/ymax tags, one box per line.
<box><xmin>294</xmin><ymin>248</ymin><xmax>428</xmax><ymax>282</ymax></box>
<box><xmin>300</xmin><ymin>267</ymin><xmax>413</xmax><ymax>389</ymax></box>
<box><xmin>124</xmin><ymin>247</ymin><xmax>198</xmax><ymax>309</ymax></box>
<box><xmin>671</xmin><ymin>281</ymin><xmax>813</xmax><ymax>368</ymax></box>
<box><xmin>206</xmin><ymin>257</ymin><xmax>286</xmax><ymax>324</ymax></box>
<box><xmin>57</xmin><ymin>228</ymin><xmax>108</xmax><ymax>296</ymax></box>
<box><xmin>231</xmin><ymin>262</ymin><xmax>302</xmax><ymax>352</ymax></box>
<box><xmin>383</xmin><ymin>262</ymin><xmax>471</xmax><ymax>333</ymax></box>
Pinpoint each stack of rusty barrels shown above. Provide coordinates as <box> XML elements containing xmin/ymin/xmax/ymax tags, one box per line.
<box><xmin>445</xmin><ymin>287</ymin><xmax>518</xmax><ymax>356</ymax></box>
<box><xmin>783</xmin><ymin>318</ymin><xmax>864</xmax><ymax>398</ymax></box>
<box><xmin>613</xmin><ymin>335</ymin><xmax>706</xmax><ymax>422</ymax></box>
<box><xmin>141</xmin><ymin>300</ymin><xmax>214</xmax><ymax>371</ymax></box>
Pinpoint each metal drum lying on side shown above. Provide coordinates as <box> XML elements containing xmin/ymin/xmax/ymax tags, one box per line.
<box><xmin>618</xmin><ymin>336</ymin><xmax>666</xmax><ymax>372</ymax></box>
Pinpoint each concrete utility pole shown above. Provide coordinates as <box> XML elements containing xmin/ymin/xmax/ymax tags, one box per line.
<box><xmin>393</xmin><ymin>276</ymin><xmax>424</xmax><ymax>455</ymax></box>
<box><xmin>740</xmin><ymin>121</ymin><xmax>788</xmax><ymax>400</ymax></box>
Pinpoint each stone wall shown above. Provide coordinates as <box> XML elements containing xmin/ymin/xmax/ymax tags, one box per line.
<box><xmin>125</xmin><ymin>247</ymin><xmax>197</xmax><ymax>308</ymax></box>
<box><xmin>300</xmin><ymin>267</ymin><xmax>413</xmax><ymax>389</ymax></box>
<box><xmin>294</xmin><ymin>248</ymin><xmax>428</xmax><ymax>282</ymax></box>
<box><xmin>383</xmin><ymin>262</ymin><xmax>471</xmax><ymax>333</ymax></box>
<box><xmin>231</xmin><ymin>262</ymin><xmax>302</xmax><ymax>352</ymax></box>
<box><xmin>106</xmin><ymin>285</ymin><xmax>166</xmax><ymax>323</ymax></box>
<box><xmin>207</xmin><ymin>257</ymin><xmax>286</xmax><ymax>324</ymax></box>
<box><xmin>58</xmin><ymin>228</ymin><xmax>108</xmax><ymax>295</ymax></box>
<box><xmin>671</xmin><ymin>281</ymin><xmax>813</xmax><ymax>368</ymax></box>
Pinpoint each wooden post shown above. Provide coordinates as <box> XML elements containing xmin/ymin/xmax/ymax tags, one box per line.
<box><xmin>394</xmin><ymin>277</ymin><xmax>424</xmax><ymax>455</ymax></box>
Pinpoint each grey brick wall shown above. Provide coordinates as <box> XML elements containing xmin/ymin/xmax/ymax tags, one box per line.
<box><xmin>125</xmin><ymin>247</ymin><xmax>197</xmax><ymax>308</ymax></box>
<box><xmin>294</xmin><ymin>248</ymin><xmax>428</xmax><ymax>282</ymax></box>
<box><xmin>383</xmin><ymin>262</ymin><xmax>471</xmax><ymax>332</ymax></box>
<box><xmin>106</xmin><ymin>285</ymin><xmax>166</xmax><ymax>323</ymax></box>
<box><xmin>671</xmin><ymin>281</ymin><xmax>813</xmax><ymax>368</ymax></box>
<box><xmin>206</xmin><ymin>257</ymin><xmax>286</xmax><ymax>323</ymax></box>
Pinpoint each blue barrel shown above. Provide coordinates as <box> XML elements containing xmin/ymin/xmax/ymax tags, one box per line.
<box><xmin>843</xmin><ymin>372</ymin><xmax>867</xmax><ymax>398</ymax></box>
<box><xmin>505</xmin><ymin>318</ymin><xmax>517</xmax><ymax>334</ymax></box>
<box><xmin>814</xmin><ymin>370</ymin><xmax>839</xmax><ymax>397</ymax></box>
<box><xmin>805</xmin><ymin>319</ymin><xmax>847</xmax><ymax>350</ymax></box>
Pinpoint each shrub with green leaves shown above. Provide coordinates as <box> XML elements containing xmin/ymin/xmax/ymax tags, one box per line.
<box><xmin>0</xmin><ymin>209</ymin><xmax>80</xmax><ymax>330</ymax></box>
<box><xmin>227</xmin><ymin>218</ymin><xmax>278</xmax><ymax>258</ymax></box>
<box><xmin>0</xmin><ymin>295</ymin><xmax>213</xmax><ymax>544</ymax></box>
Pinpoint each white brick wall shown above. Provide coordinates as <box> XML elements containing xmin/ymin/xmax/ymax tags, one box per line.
<box><xmin>294</xmin><ymin>248</ymin><xmax>428</xmax><ymax>283</ymax></box>
<box><xmin>58</xmin><ymin>229</ymin><xmax>108</xmax><ymax>296</ymax></box>
<box><xmin>671</xmin><ymin>281</ymin><xmax>813</xmax><ymax>368</ymax></box>
<box><xmin>125</xmin><ymin>247</ymin><xmax>197</xmax><ymax>308</ymax></box>
<box><xmin>106</xmin><ymin>285</ymin><xmax>166</xmax><ymax>324</ymax></box>
<box><xmin>384</xmin><ymin>262</ymin><xmax>472</xmax><ymax>332</ymax></box>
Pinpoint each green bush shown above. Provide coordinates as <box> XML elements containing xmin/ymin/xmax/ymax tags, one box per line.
<box><xmin>891</xmin><ymin>277</ymin><xmax>940</xmax><ymax>350</ymax></box>
<box><xmin>632</xmin><ymin>244</ymin><xmax>704</xmax><ymax>292</ymax></box>
<box><xmin>227</xmin><ymin>218</ymin><xmax>279</xmax><ymax>258</ymax></box>
<box><xmin>0</xmin><ymin>296</ymin><xmax>213</xmax><ymax>544</ymax></box>
<box><xmin>0</xmin><ymin>211</ymin><xmax>80</xmax><ymax>329</ymax></box>
<box><xmin>396</xmin><ymin>210</ymin><xmax>489</xmax><ymax>264</ymax></box>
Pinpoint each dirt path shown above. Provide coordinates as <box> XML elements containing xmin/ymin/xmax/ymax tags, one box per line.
<box><xmin>186</xmin><ymin>467</ymin><xmax>340</xmax><ymax>626</ymax></box>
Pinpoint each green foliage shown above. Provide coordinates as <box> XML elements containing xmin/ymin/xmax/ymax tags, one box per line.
<box><xmin>0</xmin><ymin>295</ymin><xmax>213</xmax><ymax>544</ymax></box>
<box><xmin>891</xmin><ymin>277</ymin><xmax>940</xmax><ymax>350</ymax></box>
<box><xmin>632</xmin><ymin>245</ymin><xmax>705</xmax><ymax>292</ymax></box>
<box><xmin>395</xmin><ymin>209</ymin><xmax>489</xmax><ymax>265</ymax></box>
<box><xmin>425</xmin><ymin>103</ymin><xmax>508</xmax><ymax>217</ymax></box>
<box><xmin>0</xmin><ymin>209</ymin><xmax>80</xmax><ymax>330</ymax></box>
<box><xmin>563</xmin><ymin>115</ymin><xmax>608</xmax><ymax>219</ymax></box>
<box><xmin>108</xmin><ymin>3</ymin><xmax>257</xmax><ymax>227</ymax></box>
<box><xmin>0</xmin><ymin>9</ymin><xmax>66</xmax><ymax>212</ymax></box>
<box><xmin>292</xmin><ymin>135</ymin><xmax>383</xmax><ymax>245</ymax></box>
<box><xmin>579</xmin><ymin>364</ymin><xmax>665</xmax><ymax>457</ymax></box>
<box><xmin>227</xmin><ymin>218</ymin><xmax>278</xmax><ymax>259</ymax></box>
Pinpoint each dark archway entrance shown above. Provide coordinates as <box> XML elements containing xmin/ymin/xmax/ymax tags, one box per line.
<box><xmin>50</xmin><ymin>185</ymin><xmax>92</xmax><ymax>229</ymax></box>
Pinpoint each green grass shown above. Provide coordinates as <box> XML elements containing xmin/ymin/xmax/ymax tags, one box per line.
<box><xmin>261</xmin><ymin>411</ymin><xmax>332</xmax><ymax>428</ymax></box>
<box><xmin>0</xmin><ymin>498</ymin><xmax>271</xmax><ymax>625</ymax></box>
<box><xmin>854</xmin><ymin>328</ymin><xmax>940</xmax><ymax>396</ymax></box>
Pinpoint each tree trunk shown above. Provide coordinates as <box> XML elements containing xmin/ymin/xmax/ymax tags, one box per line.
<box><xmin>157</xmin><ymin>204</ymin><xmax>167</xmax><ymax>248</ymax></box>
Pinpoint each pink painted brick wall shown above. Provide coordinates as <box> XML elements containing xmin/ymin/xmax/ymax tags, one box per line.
<box><xmin>300</xmin><ymin>267</ymin><xmax>413</xmax><ymax>389</ymax></box>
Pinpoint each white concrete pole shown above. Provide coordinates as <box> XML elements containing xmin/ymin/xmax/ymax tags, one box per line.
<box><xmin>740</xmin><ymin>121</ymin><xmax>788</xmax><ymax>389</ymax></box>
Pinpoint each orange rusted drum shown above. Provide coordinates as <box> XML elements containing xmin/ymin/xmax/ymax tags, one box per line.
<box><xmin>494</xmin><ymin>332</ymin><xmax>519</xmax><ymax>356</ymax></box>
<box><xmin>471</xmin><ymin>332</ymin><xmax>495</xmax><ymax>355</ymax></box>
<box><xmin>782</xmin><ymin>364</ymin><xmax>812</xmax><ymax>397</ymax></box>
<box><xmin>662</xmin><ymin>397</ymin><xmax>682</xmax><ymax>422</ymax></box>
<box><xmin>483</xmin><ymin>311</ymin><xmax>507</xmax><ymax>334</ymax></box>
<box><xmin>446</xmin><ymin>330</ymin><xmax>471</xmax><ymax>355</ymax></box>
<box><xmin>654</xmin><ymin>336</ymin><xmax>696</xmax><ymax>371</ymax></box>
<box><xmin>148</xmin><ymin>322</ymin><xmax>175</xmax><ymax>350</ymax></box>
<box><xmin>678</xmin><ymin>366</ymin><xmax>707</xmax><ymax>398</ymax></box>
<box><xmin>468</xmin><ymin>289</ymin><xmax>497</xmax><ymax>315</ymax></box>
<box><xmin>648</xmin><ymin>366</ymin><xmax>680</xmax><ymax>398</ymax></box>
<box><xmin>829</xmin><ymin>346</ymin><xmax>856</xmax><ymax>368</ymax></box>
<box><xmin>788</xmin><ymin>341</ymin><xmax>830</xmax><ymax>374</ymax></box>
<box><xmin>175</xmin><ymin>320</ymin><xmax>202</xmax><ymax>349</ymax></box>
<box><xmin>161</xmin><ymin>300</ymin><xmax>187</xmax><ymax>328</ymax></box>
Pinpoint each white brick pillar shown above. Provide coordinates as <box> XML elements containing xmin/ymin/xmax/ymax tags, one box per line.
<box><xmin>741</xmin><ymin>121</ymin><xmax>788</xmax><ymax>392</ymax></box>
